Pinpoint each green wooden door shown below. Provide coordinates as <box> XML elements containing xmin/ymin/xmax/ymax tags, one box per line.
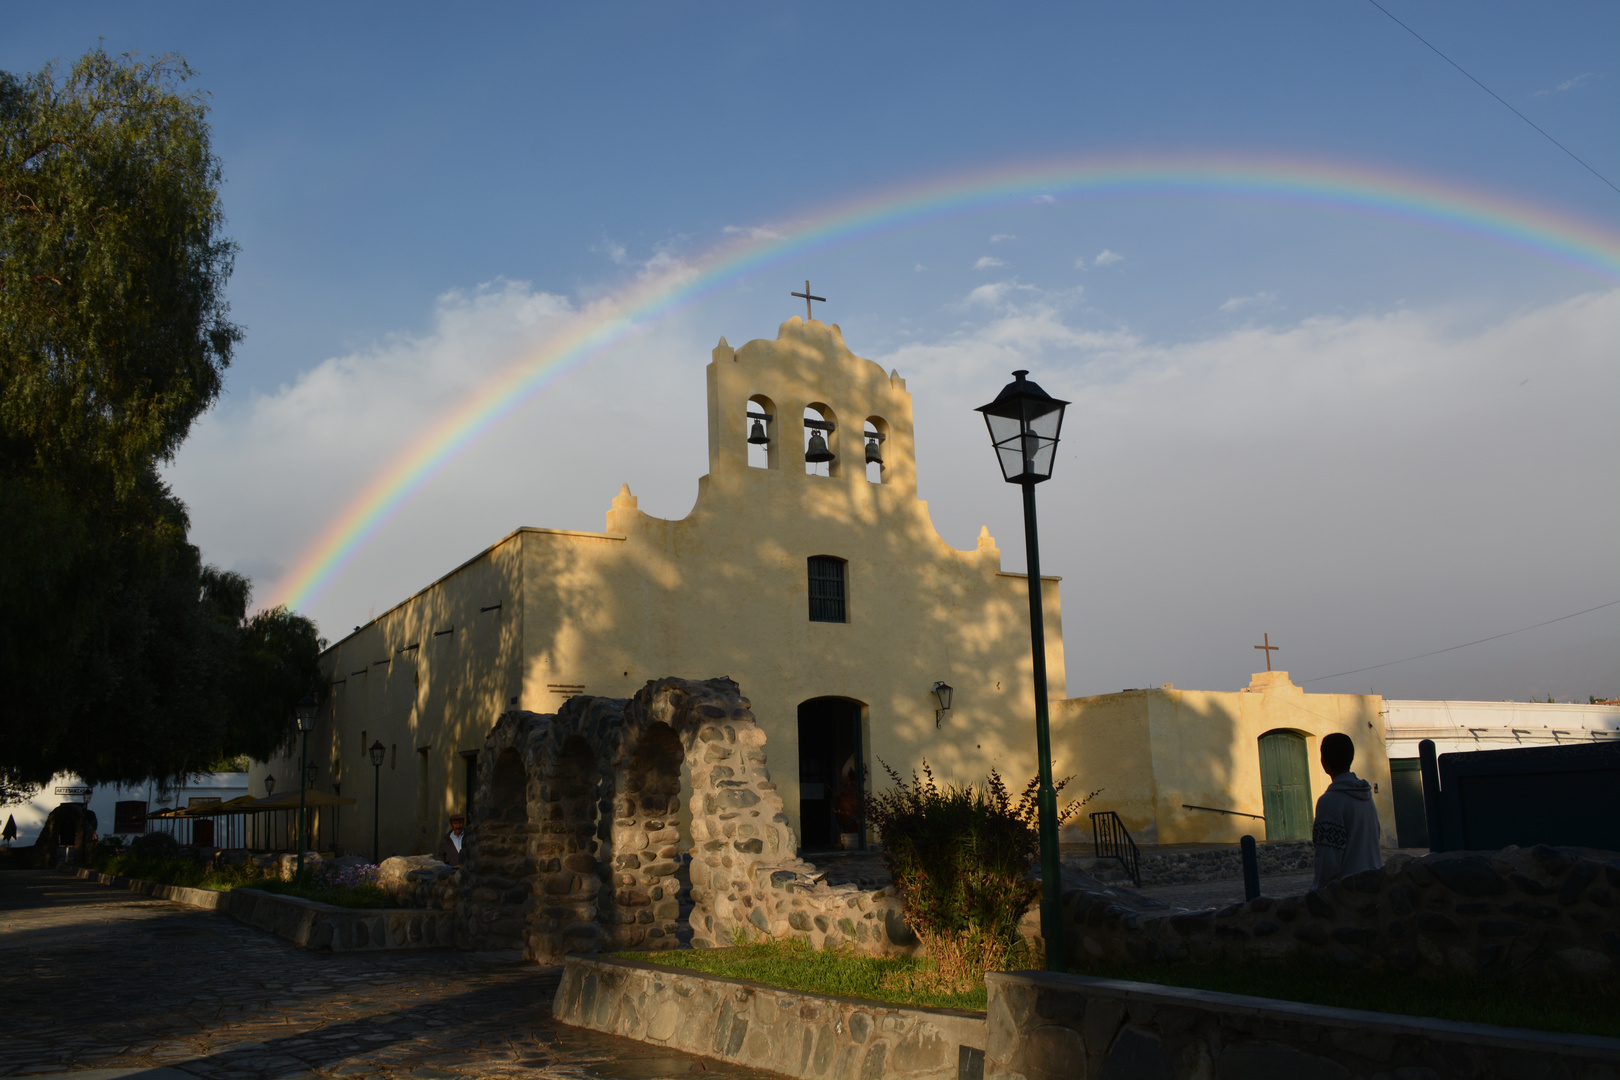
<box><xmin>1258</xmin><ymin>731</ymin><xmax>1313</xmax><ymax>841</ymax></box>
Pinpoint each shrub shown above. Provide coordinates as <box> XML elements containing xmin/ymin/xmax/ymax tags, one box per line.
<box><xmin>129</xmin><ymin>831</ymin><xmax>180</xmax><ymax>859</ymax></box>
<box><xmin>865</xmin><ymin>761</ymin><xmax>1090</xmax><ymax>989</ymax></box>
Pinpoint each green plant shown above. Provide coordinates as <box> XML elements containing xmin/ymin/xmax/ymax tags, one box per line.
<box><xmin>864</xmin><ymin>760</ymin><xmax>1091</xmax><ymax>990</ymax></box>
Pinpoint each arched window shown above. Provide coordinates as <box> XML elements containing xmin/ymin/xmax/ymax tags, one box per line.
<box><xmin>746</xmin><ymin>394</ymin><xmax>775</xmax><ymax>470</ymax></box>
<box><xmin>803</xmin><ymin>404</ymin><xmax>838</xmax><ymax>477</ymax></box>
<box><xmin>863</xmin><ymin>417</ymin><xmax>889</xmax><ymax>484</ymax></box>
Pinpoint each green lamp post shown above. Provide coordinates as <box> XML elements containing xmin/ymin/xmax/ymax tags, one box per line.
<box><xmin>976</xmin><ymin>369</ymin><xmax>1069</xmax><ymax>971</ymax></box>
<box><xmin>294</xmin><ymin>692</ymin><xmax>319</xmax><ymax>876</ymax></box>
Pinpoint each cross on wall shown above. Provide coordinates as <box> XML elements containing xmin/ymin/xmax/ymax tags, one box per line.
<box><xmin>1254</xmin><ymin>633</ymin><xmax>1280</xmax><ymax>672</ymax></box>
<box><xmin>791</xmin><ymin>280</ymin><xmax>826</xmax><ymax>321</ymax></box>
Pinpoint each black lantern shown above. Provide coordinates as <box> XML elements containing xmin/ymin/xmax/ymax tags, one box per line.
<box><xmin>264</xmin><ymin>774</ymin><xmax>276</xmax><ymax>796</ymax></box>
<box><xmin>369</xmin><ymin>741</ymin><xmax>386</xmax><ymax>767</ymax></box>
<box><xmin>306</xmin><ymin>764</ymin><xmax>318</xmax><ymax>788</ymax></box>
<box><xmin>368</xmin><ymin>740</ymin><xmax>386</xmax><ymax>863</ymax></box>
<box><xmin>295</xmin><ymin>692</ymin><xmax>319</xmax><ymax>733</ymax></box>
<box><xmin>975</xmin><ymin>370</ymin><xmax>1069</xmax><ymax>484</ymax></box>
<box><xmin>931</xmin><ymin>681</ymin><xmax>953</xmax><ymax>727</ymax></box>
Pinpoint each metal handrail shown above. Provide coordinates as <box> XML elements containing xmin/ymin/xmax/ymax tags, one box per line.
<box><xmin>1090</xmin><ymin>810</ymin><xmax>1141</xmax><ymax>888</ymax></box>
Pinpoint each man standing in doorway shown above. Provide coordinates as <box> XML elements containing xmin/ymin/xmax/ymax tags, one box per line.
<box><xmin>434</xmin><ymin>815</ymin><xmax>465</xmax><ymax>868</ymax></box>
<box><xmin>1312</xmin><ymin>733</ymin><xmax>1382</xmax><ymax>887</ymax></box>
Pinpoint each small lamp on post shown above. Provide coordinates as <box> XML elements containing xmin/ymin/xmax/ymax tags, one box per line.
<box><xmin>294</xmin><ymin>692</ymin><xmax>319</xmax><ymax>876</ymax></box>
<box><xmin>369</xmin><ymin>740</ymin><xmax>386</xmax><ymax>864</ymax></box>
<box><xmin>931</xmin><ymin>681</ymin><xmax>954</xmax><ymax>728</ymax></box>
<box><xmin>976</xmin><ymin>369</ymin><xmax>1069</xmax><ymax>971</ymax></box>
<box><xmin>264</xmin><ymin>774</ymin><xmax>276</xmax><ymax>796</ymax></box>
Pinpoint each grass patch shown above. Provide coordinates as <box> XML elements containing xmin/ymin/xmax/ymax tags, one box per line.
<box><xmin>1074</xmin><ymin>959</ymin><xmax>1620</xmax><ymax>1039</ymax></box>
<box><xmin>620</xmin><ymin>940</ymin><xmax>988</xmax><ymax>1012</ymax></box>
<box><xmin>236</xmin><ymin>877</ymin><xmax>395</xmax><ymax>909</ymax></box>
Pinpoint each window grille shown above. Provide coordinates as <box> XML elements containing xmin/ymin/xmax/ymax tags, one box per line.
<box><xmin>113</xmin><ymin>800</ymin><xmax>147</xmax><ymax>834</ymax></box>
<box><xmin>808</xmin><ymin>557</ymin><xmax>847</xmax><ymax>623</ymax></box>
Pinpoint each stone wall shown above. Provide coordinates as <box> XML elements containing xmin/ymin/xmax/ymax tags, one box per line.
<box><xmin>985</xmin><ymin>969</ymin><xmax>1620</xmax><ymax>1080</ymax></box>
<box><xmin>455</xmin><ymin>677</ymin><xmax>919</xmax><ymax>962</ymax></box>
<box><xmin>553</xmin><ymin>955</ymin><xmax>987</xmax><ymax>1080</ymax></box>
<box><xmin>1064</xmin><ymin>845</ymin><xmax>1620</xmax><ymax>982</ymax></box>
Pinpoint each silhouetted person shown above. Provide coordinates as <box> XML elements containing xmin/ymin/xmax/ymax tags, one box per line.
<box><xmin>1312</xmin><ymin>732</ymin><xmax>1382</xmax><ymax>887</ymax></box>
<box><xmin>433</xmin><ymin>815</ymin><xmax>464</xmax><ymax>868</ymax></box>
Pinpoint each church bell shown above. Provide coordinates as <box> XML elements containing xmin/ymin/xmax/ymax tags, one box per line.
<box><xmin>804</xmin><ymin>430</ymin><xmax>834</xmax><ymax>464</ymax></box>
<box><xmin>864</xmin><ymin>437</ymin><xmax>883</xmax><ymax>465</ymax></box>
<box><xmin>748</xmin><ymin>419</ymin><xmax>769</xmax><ymax>445</ymax></box>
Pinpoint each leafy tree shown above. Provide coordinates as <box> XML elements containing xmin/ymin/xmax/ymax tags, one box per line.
<box><xmin>1</xmin><ymin>49</ymin><xmax>321</xmax><ymax>798</ymax></box>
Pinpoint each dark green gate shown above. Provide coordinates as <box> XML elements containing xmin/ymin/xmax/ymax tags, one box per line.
<box><xmin>1258</xmin><ymin>730</ymin><xmax>1313</xmax><ymax>842</ymax></box>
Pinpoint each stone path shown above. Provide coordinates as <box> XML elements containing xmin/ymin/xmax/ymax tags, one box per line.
<box><xmin>0</xmin><ymin>871</ymin><xmax>777</xmax><ymax>1080</ymax></box>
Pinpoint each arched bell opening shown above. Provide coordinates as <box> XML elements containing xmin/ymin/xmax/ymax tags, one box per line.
<box><xmin>863</xmin><ymin>416</ymin><xmax>889</xmax><ymax>484</ymax></box>
<box><xmin>804</xmin><ymin>403</ymin><xmax>839</xmax><ymax>477</ymax></box>
<box><xmin>746</xmin><ymin>393</ymin><xmax>777</xmax><ymax>470</ymax></box>
<box><xmin>609</xmin><ymin>721</ymin><xmax>689</xmax><ymax>949</ymax></box>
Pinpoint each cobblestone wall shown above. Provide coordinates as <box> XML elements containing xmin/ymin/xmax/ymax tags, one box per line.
<box><xmin>1066</xmin><ymin>844</ymin><xmax>1620</xmax><ymax>982</ymax></box>
<box><xmin>456</xmin><ymin>677</ymin><xmax>919</xmax><ymax>962</ymax></box>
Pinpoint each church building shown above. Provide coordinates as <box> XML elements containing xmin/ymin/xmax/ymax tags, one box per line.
<box><xmin>285</xmin><ymin>317</ymin><xmax>1066</xmax><ymax>858</ymax></box>
<box><xmin>268</xmin><ymin>315</ymin><xmax>1399</xmax><ymax>861</ymax></box>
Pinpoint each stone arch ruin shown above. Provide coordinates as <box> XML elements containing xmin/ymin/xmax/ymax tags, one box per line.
<box><xmin>456</xmin><ymin>676</ymin><xmax>918</xmax><ymax>962</ymax></box>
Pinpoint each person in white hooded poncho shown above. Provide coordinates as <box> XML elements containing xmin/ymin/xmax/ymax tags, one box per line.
<box><xmin>1312</xmin><ymin>732</ymin><xmax>1383</xmax><ymax>888</ymax></box>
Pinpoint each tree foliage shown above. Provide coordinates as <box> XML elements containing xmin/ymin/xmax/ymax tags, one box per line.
<box><xmin>1</xmin><ymin>49</ymin><xmax>321</xmax><ymax>796</ymax></box>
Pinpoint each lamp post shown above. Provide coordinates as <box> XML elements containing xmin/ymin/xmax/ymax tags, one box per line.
<box><xmin>977</xmin><ymin>369</ymin><xmax>1069</xmax><ymax>971</ymax></box>
<box><xmin>294</xmin><ymin>693</ymin><xmax>318</xmax><ymax>876</ymax></box>
<box><xmin>369</xmin><ymin>740</ymin><xmax>386</xmax><ymax>864</ymax></box>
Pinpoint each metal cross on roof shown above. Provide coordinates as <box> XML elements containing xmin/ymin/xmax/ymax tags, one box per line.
<box><xmin>1254</xmin><ymin>633</ymin><xmax>1280</xmax><ymax>672</ymax></box>
<box><xmin>791</xmin><ymin>280</ymin><xmax>825</xmax><ymax>321</ymax></box>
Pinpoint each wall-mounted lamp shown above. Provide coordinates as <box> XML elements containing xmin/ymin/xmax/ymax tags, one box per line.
<box><xmin>932</xmin><ymin>681</ymin><xmax>954</xmax><ymax>727</ymax></box>
<box><xmin>264</xmin><ymin>774</ymin><xmax>276</xmax><ymax>796</ymax></box>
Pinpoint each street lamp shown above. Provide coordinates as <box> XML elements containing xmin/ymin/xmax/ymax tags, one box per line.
<box><xmin>264</xmin><ymin>774</ymin><xmax>276</xmax><ymax>796</ymax></box>
<box><xmin>931</xmin><ymin>681</ymin><xmax>954</xmax><ymax>728</ymax></box>
<box><xmin>976</xmin><ymin>369</ymin><xmax>1069</xmax><ymax>971</ymax></box>
<box><xmin>369</xmin><ymin>740</ymin><xmax>386</xmax><ymax>864</ymax></box>
<box><xmin>294</xmin><ymin>692</ymin><xmax>318</xmax><ymax>876</ymax></box>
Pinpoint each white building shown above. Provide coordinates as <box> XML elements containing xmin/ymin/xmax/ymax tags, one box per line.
<box><xmin>1381</xmin><ymin>699</ymin><xmax>1620</xmax><ymax>848</ymax></box>
<box><xmin>3</xmin><ymin>773</ymin><xmax>250</xmax><ymax>848</ymax></box>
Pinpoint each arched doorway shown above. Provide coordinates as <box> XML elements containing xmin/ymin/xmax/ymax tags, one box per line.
<box><xmin>1258</xmin><ymin>730</ymin><xmax>1313</xmax><ymax>841</ymax></box>
<box><xmin>797</xmin><ymin>697</ymin><xmax>865</xmax><ymax>852</ymax></box>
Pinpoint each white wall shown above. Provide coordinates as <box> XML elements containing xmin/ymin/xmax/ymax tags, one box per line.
<box><xmin>2</xmin><ymin>773</ymin><xmax>249</xmax><ymax>847</ymax></box>
<box><xmin>1383</xmin><ymin>700</ymin><xmax>1620</xmax><ymax>761</ymax></box>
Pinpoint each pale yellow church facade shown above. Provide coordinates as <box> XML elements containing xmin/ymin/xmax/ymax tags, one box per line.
<box><xmin>265</xmin><ymin>318</ymin><xmax>1396</xmax><ymax>859</ymax></box>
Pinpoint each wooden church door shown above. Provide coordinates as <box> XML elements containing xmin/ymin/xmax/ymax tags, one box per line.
<box><xmin>1258</xmin><ymin>731</ymin><xmax>1313</xmax><ymax>841</ymax></box>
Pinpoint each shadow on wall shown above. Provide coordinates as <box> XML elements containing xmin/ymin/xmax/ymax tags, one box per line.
<box><xmin>454</xmin><ymin>676</ymin><xmax>920</xmax><ymax>963</ymax></box>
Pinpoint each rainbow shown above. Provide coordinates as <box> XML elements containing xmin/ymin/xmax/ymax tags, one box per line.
<box><xmin>271</xmin><ymin>153</ymin><xmax>1620</xmax><ymax>613</ymax></box>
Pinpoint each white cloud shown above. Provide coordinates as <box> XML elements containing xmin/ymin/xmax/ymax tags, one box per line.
<box><xmin>1032</xmin><ymin>194</ymin><xmax>1056</xmax><ymax>204</ymax></box>
<box><xmin>989</xmin><ymin>233</ymin><xmax>1016</xmax><ymax>244</ymax></box>
<box><xmin>1534</xmin><ymin>72</ymin><xmax>1595</xmax><ymax>96</ymax></box>
<box><xmin>168</xmin><ymin>275</ymin><xmax>1620</xmax><ymax>705</ymax></box>
<box><xmin>877</xmin><ymin>287</ymin><xmax>1620</xmax><ymax>701</ymax></box>
<box><xmin>974</xmin><ymin>256</ymin><xmax>1007</xmax><ymax>270</ymax></box>
<box><xmin>1220</xmin><ymin>290</ymin><xmax>1276</xmax><ymax>312</ymax></box>
<box><xmin>593</xmin><ymin>239</ymin><xmax>628</xmax><ymax>265</ymax></box>
<box><xmin>914</xmin><ymin>263</ymin><xmax>927</xmax><ymax>273</ymax></box>
<box><xmin>722</xmin><ymin>224</ymin><xmax>785</xmax><ymax>241</ymax></box>
<box><xmin>1093</xmin><ymin>249</ymin><xmax>1123</xmax><ymax>267</ymax></box>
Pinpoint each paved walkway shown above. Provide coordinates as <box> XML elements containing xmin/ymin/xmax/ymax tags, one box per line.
<box><xmin>0</xmin><ymin>871</ymin><xmax>776</xmax><ymax>1080</ymax></box>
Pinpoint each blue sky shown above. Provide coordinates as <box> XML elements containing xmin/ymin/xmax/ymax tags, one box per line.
<box><xmin>7</xmin><ymin>3</ymin><xmax>1617</xmax><ymax>702</ymax></box>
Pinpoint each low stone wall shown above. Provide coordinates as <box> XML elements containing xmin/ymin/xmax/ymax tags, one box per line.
<box><xmin>1086</xmin><ymin>841</ymin><xmax>1313</xmax><ymax>887</ymax></box>
<box><xmin>553</xmin><ymin>955</ymin><xmax>987</xmax><ymax>1080</ymax></box>
<box><xmin>68</xmin><ymin>868</ymin><xmax>452</xmax><ymax>952</ymax></box>
<box><xmin>1064</xmin><ymin>845</ymin><xmax>1620</xmax><ymax>981</ymax></box>
<box><xmin>985</xmin><ymin>969</ymin><xmax>1620</xmax><ymax>1079</ymax></box>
